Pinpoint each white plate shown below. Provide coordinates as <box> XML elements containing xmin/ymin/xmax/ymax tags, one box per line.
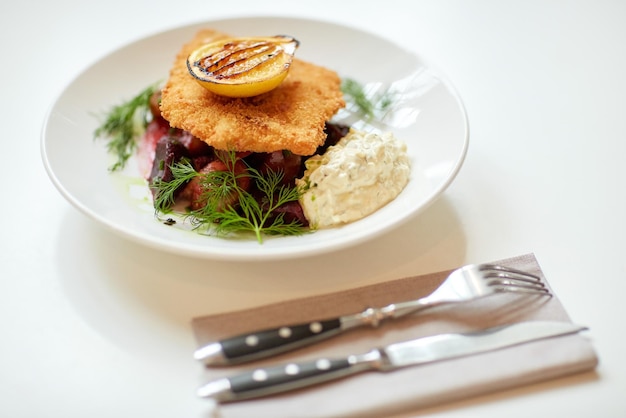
<box><xmin>41</xmin><ymin>17</ymin><xmax>468</xmax><ymax>261</ymax></box>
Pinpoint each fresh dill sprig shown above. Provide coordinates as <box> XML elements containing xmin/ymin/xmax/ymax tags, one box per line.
<box><xmin>94</xmin><ymin>82</ymin><xmax>159</xmax><ymax>171</ymax></box>
<box><xmin>341</xmin><ymin>78</ymin><xmax>375</xmax><ymax>119</ymax></box>
<box><xmin>237</xmin><ymin>165</ymin><xmax>304</xmax><ymax>240</ymax></box>
<box><xmin>151</xmin><ymin>160</ymin><xmax>198</xmax><ymax>212</ymax></box>
<box><xmin>150</xmin><ymin>151</ymin><xmax>308</xmax><ymax>243</ymax></box>
<box><xmin>341</xmin><ymin>78</ymin><xmax>394</xmax><ymax>121</ymax></box>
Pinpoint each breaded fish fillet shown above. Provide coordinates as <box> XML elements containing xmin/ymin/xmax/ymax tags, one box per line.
<box><xmin>160</xmin><ymin>29</ymin><xmax>345</xmax><ymax>156</ymax></box>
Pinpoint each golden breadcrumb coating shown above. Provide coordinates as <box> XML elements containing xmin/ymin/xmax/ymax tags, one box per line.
<box><xmin>160</xmin><ymin>29</ymin><xmax>345</xmax><ymax>156</ymax></box>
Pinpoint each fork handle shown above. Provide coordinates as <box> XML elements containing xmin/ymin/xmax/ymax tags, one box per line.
<box><xmin>194</xmin><ymin>301</ymin><xmax>435</xmax><ymax>366</ymax></box>
<box><xmin>194</xmin><ymin>318</ymin><xmax>343</xmax><ymax>366</ymax></box>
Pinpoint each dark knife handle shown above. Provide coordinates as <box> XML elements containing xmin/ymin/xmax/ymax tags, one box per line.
<box><xmin>230</xmin><ymin>357</ymin><xmax>352</xmax><ymax>399</ymax></box>
<box><xmin>197</xmin><ymin>318</ymin><xmax>343</xmax><ymax>366</ymax></box>
<box><xmin>197</xmin><ymin>356</ymin><xmax>372</xmax><ymax>402</ymax></box>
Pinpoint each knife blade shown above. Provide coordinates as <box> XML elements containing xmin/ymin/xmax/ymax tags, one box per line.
<box><xmin>196</xmin><ymin>321</ymin><xmax>586</xmax><ymax>402</ymax></box>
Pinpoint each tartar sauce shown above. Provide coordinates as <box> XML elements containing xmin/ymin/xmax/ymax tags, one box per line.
<box><xmin>296</xmin><ymin>129</ymin><xmax>411</xmax><ymax>228</ymax></box>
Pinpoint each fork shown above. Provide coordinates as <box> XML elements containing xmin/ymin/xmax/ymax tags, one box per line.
<box><xmin>194</xmin><ymin>264</ymin><xmax>551</xmax><ymax>366</ymax></box>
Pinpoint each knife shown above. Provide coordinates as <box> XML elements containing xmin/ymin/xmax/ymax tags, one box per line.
<box><xmin>196</xmin><ymin>321</ymin><xmax>586</xmax><ymax>402</ymax></box>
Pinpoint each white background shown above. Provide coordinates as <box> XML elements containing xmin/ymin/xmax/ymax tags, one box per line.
<box><xmin>1</xmin><ymin>1</ymin><xmax>625</xmax><ymax>417</ymax></box>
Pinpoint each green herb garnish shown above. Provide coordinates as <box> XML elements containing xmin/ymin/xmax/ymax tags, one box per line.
<box><xmin>341</xmin><ymin>78</ymin><xmax>394</xmax><ymax>120</ymax></box>
<box><xmin>94</xmin><ymin>83</ymin><xmax>159</xmax><ymax>171</ymax></box>
<box><xmin>151</xmin><ymin>159</ymin><xmax>197</xmax><ymax>211</ymax></box>
<box><xmin>151</xmin><ymin>152</ymin><xmax>308</xmax><ymax>243</ymax></box>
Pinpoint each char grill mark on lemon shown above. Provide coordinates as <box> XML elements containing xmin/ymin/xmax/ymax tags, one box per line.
<box><xmin>195</xmin><ymin>42</ymin><xmax>280</xmax><ymax>80</ymax></box>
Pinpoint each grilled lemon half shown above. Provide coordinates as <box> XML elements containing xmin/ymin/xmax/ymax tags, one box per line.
<box><xmin>186</xmin><ymin>35</ymin><xmax>300</xmax><ymax>98</ymax></box>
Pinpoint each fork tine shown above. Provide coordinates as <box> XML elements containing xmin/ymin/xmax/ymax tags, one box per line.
<box><xmin>478</xmin><ymin>264</ymin><xmax>552</xmax><ymax>296</ymax></box>
<box><xmin>479</xmin><ymin>264</ymin><xmax>542</xmax><ymax>281</ymax></box>
<box><xmin>487</xmin><ymin>280</ymin><xmax>551</xmax><ymax>295</ymax></box>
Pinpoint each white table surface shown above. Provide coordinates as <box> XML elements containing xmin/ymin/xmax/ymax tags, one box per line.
<box><xmin>2</xmin><ymin>1</ymin><xmax>625</xmax><ymax>417</ymax></box>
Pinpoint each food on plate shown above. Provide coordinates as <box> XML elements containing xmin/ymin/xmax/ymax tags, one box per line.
<box><xmin>94</xmin><ymin>28</ymin><xmax>410</xmax><ymax>243</ymax></box>
<box><xmin>186</xmin><ymin>35</ymin><xmax>300</xmax><ymax>98</ymax></box>
<box><xmin>145</xmin><ymin>119</ymin><xmax>349</xmax><ymax>242</ymax></box>
<box><xmin>160</xmin><ymin>29</ymin><xmax>345</xmax><ymax>156</ymax></box>
<box><xmin>297</xmin><ymin>129</ymin><xmax>410</xmax><ymax>228</ymax></box>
